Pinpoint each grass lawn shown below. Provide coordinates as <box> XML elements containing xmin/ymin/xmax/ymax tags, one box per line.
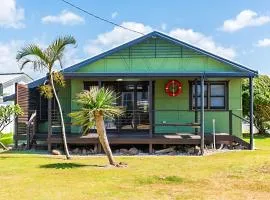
<box><xmin>0</xmin><ymin>136</ymin><xmax>270</xmax><ymax>200</ymax></box>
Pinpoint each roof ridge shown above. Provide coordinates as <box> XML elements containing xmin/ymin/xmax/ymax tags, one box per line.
<box><xmin>28</xmin><ymin>31</ymin><xmax>258</xmax><ymax>88</ymax></box>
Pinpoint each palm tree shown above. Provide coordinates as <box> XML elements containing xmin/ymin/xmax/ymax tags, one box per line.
<box><xmin>69</xmin><ymin>87</ymin><xmax>123</xmax><ymax>166</ymax></box>
<box><xmin>16</xmin><ymin>36</ymin><xmax>76</xmax><ymax>159</ymax></box>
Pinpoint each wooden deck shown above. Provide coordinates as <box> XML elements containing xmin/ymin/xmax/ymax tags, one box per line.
<box><xmin>45</xmin><ymin>133</ymin><xmax>238</xmax><ymax>146</ymax></box>
<box><xmin>16</xmin><ymin>132</ymin><xmax>240</xmax><ymax>145</ymax></box>
<box><xmin>49</xmin><ymin>133</ymin><xmax>202</xmax><ymax>145</ymax></box>
<box><xmin>15</xmin><ymin>132</ymin><xmax>250</xmax><ymax>153</ymax></box>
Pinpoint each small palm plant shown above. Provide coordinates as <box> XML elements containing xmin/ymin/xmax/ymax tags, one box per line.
<box><xmin>16</xmin><ymin>36</ymin><xmax>76</xmax><ymax>159</ymax></box>
<box><xmin>69</xmin><ymin>87</ymin><xmax>123</xmax><ymax>166</ymax></box>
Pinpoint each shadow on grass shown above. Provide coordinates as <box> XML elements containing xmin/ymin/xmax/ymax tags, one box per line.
<box><xmin>40</xmin><ymin>162</ymin><xmax>106</xmax><ymax>169</ymax></box>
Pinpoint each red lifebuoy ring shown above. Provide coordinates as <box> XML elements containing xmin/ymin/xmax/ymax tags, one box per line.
<box><xmin>165</xmin><ymin>80</ymin><xmax>182</xmax><ymax>97</ymax></box>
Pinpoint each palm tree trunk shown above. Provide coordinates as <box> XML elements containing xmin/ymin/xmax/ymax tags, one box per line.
<box><xmin>94</xmin><ymin>111</ymin><xmax>116</xmax><ymax>165</ymax></box>
<box><xmin>0</xmin><ymin>141</ymin><xmax>8</xmax><ymax>150</ymax></box>
<box><xmin>50</xmin><ymin>73</ymin><xmax>71</xmax><ymax>159</ymax></box>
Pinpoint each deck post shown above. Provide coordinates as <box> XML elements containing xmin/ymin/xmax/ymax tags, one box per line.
<box><xmin>229</xmin><ymin>110</ymin><xmax>233</xmax><ymax>135</ymax></box>
<box><xmin>97</xmin><ymin>143</ymin><xmax>102</xmax><ymax>153</ymax></box>
<box><xmin>14</xmin><ymin>83</ymin><xmax>18</xmax><ymax>148</ymax></box>
<box><xmin>149</xmin><ymin>80</ymin><xmax>153</xmax><ymax>153</ymax></box>
<box><xmin>200</xmin><ymin>77</ymin><xmax>205</xmax><ymax>155</ymax></box>
<box><xmin>98</xmin><ymin>81</ymin><xmax>102</xmax><ymax>88</ymax></box>
<box><xmin>48</xmin><ymin>99</ymin><xmax>52</xmax><ymax>152</ymax></box>
<box><xmin>149</xmin><ymin>143</ymin><xmax>153</xmax><ymax>154</ymax></box>
<box><xmin>97</xmin><ymin>80</ymin><xmax>102</xmax><ymax>151</ymax></box>
<box><xmin>249</xmin><ymin>77</ymin><xmax>254</xmax><ymax>150</ymax></box>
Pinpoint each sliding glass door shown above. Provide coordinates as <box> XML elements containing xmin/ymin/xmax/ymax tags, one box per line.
<box><xmin>101</xmin><ymin>81</ymin><xmax>150</xmax><ymax>133</ymax></box>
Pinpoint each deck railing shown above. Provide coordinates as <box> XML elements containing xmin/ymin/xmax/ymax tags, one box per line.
<box><xmin>151</xmin><ymin>109</ymin><xmax>198</xmax><ymax>134</ymax></box>
<box><xmin>26</xmin><ymin>110</ymin><xmax>37</xmax><ymax>149</ymax></box>
<box><xmin>152</xmin><ymin>109</ymin><xmax>239</xmax><ymax>135</ymax></box>
<box><xmin>51</xmin><ymin>109</ymin><xmax>243</xmax><ymax>136</ymax></box>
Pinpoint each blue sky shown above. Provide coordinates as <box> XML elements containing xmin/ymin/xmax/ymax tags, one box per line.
<box><xmin>1</xmin><ymin>0</ymin><xmax>270</xmax><ymax>78</ymax></box>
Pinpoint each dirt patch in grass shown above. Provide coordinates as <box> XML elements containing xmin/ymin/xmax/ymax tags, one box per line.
<box><xmin>255</xmin><ymin>162</ymin><xmax>270</xmax><ymax>174</ymax></box>
<box><xmin>235</xmin><ymin>181</ymin><xmax>270</xmax><ymax>193</ymax></box>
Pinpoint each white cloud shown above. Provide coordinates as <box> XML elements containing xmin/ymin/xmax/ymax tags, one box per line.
<box><xmin>161</xmin><ymin>23</ymin><xmax>167</xmax><ymax>31</ymax></box>
<box><xmin>42</xmin><ymin>10</ymin><xmax>84</xmax><ymax>25</ymax></box>
<box><xmin>111</xmin><ymin>12</ymin><xmax>118</xmax><ymax>19</ymax></box>
<box><xmin>0</xmin><ymin>40</ymin><xmax>42</xmax><ymax>79</ymax></box>
<box><xmin>169</xmin><ymin>28</ymin><xmax>236</xmax><ymax>59</ymax></box>
<box><xmin>62</xmin><ymin>47</ymin><xmax>83</xmax><ymax>67</ymax></box>
<box><xmin>256</xmin><ymin>38</ymin><xmax>270</xmax><ymax>47</ymax></box>
<box><xmin>0</xmin><ymin>0</ymin><xmax>25</xmax><ymax>29</ymax></box>
<box><xmin>220</xmin><ymin>10</ymin><xmax>270</xmax><ymax>32</ymax></box>
<box><xmin>242</xmin><ymin>49</ymin><xmax>254</xmax><ymax>55</ymax></box>
<box><xmin>84</xmin><ymin>22</ymin><xmax>153</xmax><ymax>56</ymax></box>
<box><xmin>0</xmin><ymin>39</ymin><xmax>82</xmax><ymax>80</ymax></box>
<box><xmin>84</xmin><ymin>22</ymin><xmax>236</xmax><ymax>60</ymax></box>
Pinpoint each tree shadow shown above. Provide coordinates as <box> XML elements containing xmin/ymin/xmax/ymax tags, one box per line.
<box><xmin>40</xmin><ymin>163</ymin><xmax>106</xmax><ymax>169</ymax></box>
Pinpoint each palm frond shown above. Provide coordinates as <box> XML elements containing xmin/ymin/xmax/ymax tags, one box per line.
<box><xmin>69</xmin><ymin>87</ymin><xmax>123</xmax><ymax>134</ymax></box>
<box><xmin>17</xmin><ymin>44</ymin><xmax>50</xmax><ymax>65</ymax></box>
<box><xmin>16</xmin><ymin>44</ymin><xmax>50</xmax><ymax>72</ymax></box>
<box><xmin>20</xmin><ymin>59</ymin><xmax>32</xmax><ymax>70</ymax></box>
<box><xmin>68</xmin><ymin>109</ymin><xmax>95</xmax><ymax>135</ymax></box>
<box><xmin>57</xmin><ymin>55</ymin><xmax>64</xmax><ymax>69</ymax></box>
<box><xmin>20</xmin><ymin>58</ymin><xmax>47</xmax><ymax>71</ymax></box>
<box><xmin>48</xmin><ymin>35</ymin><xmax>76</xmax><ymax>65</ymax></box>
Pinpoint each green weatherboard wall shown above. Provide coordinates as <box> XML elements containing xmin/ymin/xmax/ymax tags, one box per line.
<box><xmin>154</xmin><ymin>78</ymin><xmax>242</xmax><ymax>136</ymax></box>
<box><xmin>39</xmin><ymin>37</ymin><xmax>243</xmax><ymax>137</ymax></box>
<box><xmin>76</xmin><ymin>38</ymin><xmax>240</xmax><ymax>73</ymax></box>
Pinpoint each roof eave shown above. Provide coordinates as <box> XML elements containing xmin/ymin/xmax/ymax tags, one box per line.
<box><xmin>63</xmin><ymin>72</ymin><xmax>256</xmax><ymax>78</ymax></box>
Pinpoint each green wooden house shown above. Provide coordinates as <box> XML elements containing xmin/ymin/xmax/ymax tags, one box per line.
<box><xmin>15</xmin><ymin>31</ymin><xmax>258</xmax><ymax>153</ymax></box>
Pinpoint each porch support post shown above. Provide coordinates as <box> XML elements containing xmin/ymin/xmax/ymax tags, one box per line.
<box><xmin>47</xmin><ymin>99</ymin><xmax>52</xmax><ymax>152</ymax></box>
<box><xmin>98</xmin><ymin>81</ymin><xmax>102</xmax><ymax>88</ymax></box>
<box><xmin>229</xmin><ymin>110</ymin><xmax>233</xmax><ymax>135</ymax></box>
<box><xmin>98</xmin><ymin>80</ymin><xmax>102</xmax><ymax>153</ymax></box>
<box><xmin>195</xmin><ymin>79</ymin><xmax>199</xmax><ymax>134</ymax></box>
<box><xmin>249</xmin><ymin>77</ymin><xmax>254</xmax><ymax>150</ymax></box>
<box><xmin>149</xmin><ymin>80</ymin><xmax>153</xmax><ymax>154</ymax></box>
<box><xmin>200</xmin><ymin>76</ymin><xmax>205</xmax><ymax>155</ymax></box>
<box><xmin>14</xmin><ymin>83</ymin><xmax>18</xmax><ymax>148</ymax></box>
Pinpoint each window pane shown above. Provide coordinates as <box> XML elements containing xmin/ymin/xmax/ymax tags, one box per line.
<box><xmin>211</xmin><ymin>97</ymin><xmax>225</xmax><ymax>108</ymax></box>
<box><xmin>102</xmin><ymin>82</ymin><xmax>117</xmax><ymax>129</ymax></box>
<box><xmin>192</xmin><ymin>84</ymin><xmax>207</xmax><ymax>96</ymax></box>
<box><xmin>211</xmin><ymin>84</ymin><xmax>225</xmax><ymax>96</ymax></box>
<box><xmin>192</xmin><ymin>97</ymin><xmax>208</xmax><ymax>108</ymax></box>
<box><xmin>104</xmin><ymin>118</ymin><xmax>117</xmax><ymax>129</ymax></box>
<box><xmin>191</xmin><ymin>82</ymin><xmax>227</xmax><ymax>110</ymax></box>
<box><xmin>83</xmin><ymin>81</ymin><xmax>98</xmax><ymax>90</ymax></box>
